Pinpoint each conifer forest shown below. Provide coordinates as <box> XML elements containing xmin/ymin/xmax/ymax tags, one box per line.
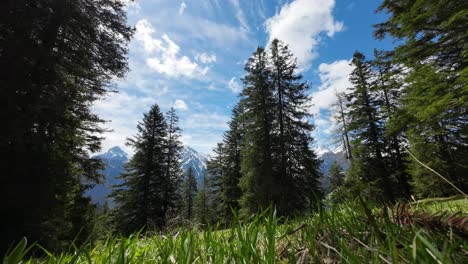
<box><xmin>1</xmin><ymin>0</ymin><xmax>467</xmax><ymax>263</ymax></box>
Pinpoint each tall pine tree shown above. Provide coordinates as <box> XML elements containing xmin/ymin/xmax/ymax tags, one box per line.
<box><xmin>371</xmin><ymin>49</ymin><xmax>411</xmax><ymax>198</ymax></box>
<box><xmin>219</xmin><ymin>105</ymin><xmax>244</xmax><ymax>220</ymax></box>
<box><xmin>375</xmin><ymin>0</ymin><xmax>468</xmax><ymax>197</ymax></box>
<box><xmin>268</xmin><ymin>39</ymin><xmax>322</xmax><ymax>214</ymax></box>
<box><xmin>162</xmin><ymin>108</ymin><xmax>183</xmax><ymax>223</ymax></box>
<box><xmin>0</xmin><ymin>0</ymin><xmax>132</xmax><ymax>252</ymax></box>
<box><xmin>182</xmin><ymin>167</ymin><xmax>198</xmax><ymax>220</ymax></box>
<box><xmin>112</xmin><ymin>104</ymin><xmax>170</xmax><ymax>233</ymax></box>
<box><xmin>238</xmin><ymin>40</ymin><xmax>322</xmax><ymax>216</ymax></box>
<box><xmin>239</xmin><ymin>47</ymin><xmax>276</xmax><ymax>215</ymax></box>
<box><xmin>346</xmin><ymin>51</ymin><xmax>394</xmax><ymax>201</ymax></box>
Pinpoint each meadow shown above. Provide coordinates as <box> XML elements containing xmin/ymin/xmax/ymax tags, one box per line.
<box><xmin>4</xmin><ymin>197</ymin><xmax>467</xmax><ymax>264</ymax></box>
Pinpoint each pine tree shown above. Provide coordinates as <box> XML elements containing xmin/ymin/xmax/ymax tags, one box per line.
<box><xmin>331</xmin><ymin>92</ymin><xmax>353</xmax><ymax>159</ymax></box>
<box><xmin>205</xmin><ymin>143</ymin><xmax>225</xmax><ymax>223</ymax></box>
<box><xmin>162</xmin><ymin>108</ymin><xmax>183</xmax><ymax>223</ymax></box>
<box><xmin>0</xmin><ymin>0</ymin><xmax>132</xmax><ymax>252</ymax></box>
<box><xmin>375</xmin><ymin>0</ymin><xmax>468</xmax><ymax>197</ymax></box>
<box><xmin>238</xmin><ymin>40</ymin><xmax>322</xmax><ymax>216</ymax></box>
<box><xmin>268</xmin><ymin>39</ymin><xmax>322</xmax><ymax>214</ymax></box>
<box><xmin>371</xmin><ymin>49</ymin><xmax>411</xmax><ymax>197</ymax></box>
<box><xmin>194</xmin><ymin>174</ymin><xmax>212</xmax><ymax>226</ymax></box>
<box><xmin>346</xmin><ymin>51</ymin><xmax>394</xmax><ymax>201</ymax></box>
<box><xmin>112</xmin><ymin>104</ymin><xmax>168</xmax><ymax>233</ymax></box>
<box><xmin>182</xmin><ymin>167</ymin><xmax>198</xmax><ymax>220</ymax></box>
<box><xmin>328</xmin><ymin>162</ymin><xmax>345</xmax><ymax>193</ymax></box>
<box><xmin>239</xmin><ymin>47</ymin><xmax>276</xmax><ymax>215</ymax></box>
<box><xmin>220</xmin><ymin>105</ymin><xmax>244</xmax><ymax>220</ymax></box>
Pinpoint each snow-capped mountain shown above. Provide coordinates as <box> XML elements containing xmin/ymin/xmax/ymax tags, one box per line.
<box><xmin>86</xmin><ymin>146</ymin><xmax>128</xmax><ymax>206</ymax></box>
<box><xmin>87</xmin><ymin>145</ymin><xmax>345</xmax><ymax>205</ymax></box>
<box><xmin>181</xmin><ymin>146</ymin><xmax>208</xmax><ymax>184</ymax></box>
<box><xmin>86</xmin><ymin>146</ymin><xmax>208</xmax><ymax>206</ymax></box>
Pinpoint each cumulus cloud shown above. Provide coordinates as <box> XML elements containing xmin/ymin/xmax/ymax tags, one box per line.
<box><xmin>228</xmin><ymin>77</ymin><xmax>242</xmax><ymax>93</ymax></box>
<box><xmin>179</xmin><ymin>2</ymin><xmax>187</xmax><ymax>15</ymax></box>
<box><xmin>310</xmin><ymin>59</ymin><xmax>353</xmax><ymax>115</ymax></box>
<box><xmin>195</xmin><ymin>52</ymin><xmax>217</xmax><ymax>64</ymax></box>
<box><xmin>135</xmin><ymin>19</ymin><xmax>208</xmax><ymax>78</ymax></box>
<box><xmin>93</xmin><ymin>92</ymin><xmax>160</xmax><ymax>154</ymax></box>
<box><xmin>174</xmin><ymin>99</ymin><xmax>188</xmax><ymax>111</ymax></box>
<box><xmin>181</xmin><ymin>113</ymin><xmax>230</xmax><ymax>130</ymax></box>
<box><xmin>265</xmin><ymin>0</ymin><xmax>343</xmax><ymax>69</ymax></box>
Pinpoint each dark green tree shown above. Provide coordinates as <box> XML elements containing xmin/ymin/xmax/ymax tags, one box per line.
<box><xmin>375</xmin><ymin>0</ymin><xmax>468</xmax><ymax>197</ymax></box>
<box><xmin>194</xmin><ymin>174</ymin><xmax>214</xmax><ymax>226</ymax></box>
<box><xmin>371</xmin><ymin>49</ymin><xmax>411</xmax><ymax>198</ymax></box>
<box><xmin>268</xmin><ymin>39</ymin><xmax>322</xmax><ymax>214</ymax></box>
<box><xmin>204</xmin><ymin>143</ymin><xmax>225</xmax><ymax>223</ymax></box>
<box><xmin>112</xmin><ymin>104</ymin><xmax>168</xmax><ymax>234</ymax></box>
<box><xmin>328</xmin><ymin>162</ymin><xmax>345</xmax><ymax>193</ymax></box>
<box><xmin>182</xmin><ymin>167</ymin><xmax>198</xmax><ymax>220</ymax></box>
<box><xmin>238</xmin><ymin>40</ymin><xmax>322</xmax><ymax>216</ymax></box>
<box><xmin>239</xmin><ymin>47</ymin><xmax>276</xmax><ymax>216</ymax></box>
<box><xmin>162</xmin><ymin>107</ymin><xmax>183</xmax><ymax>223</ymax></box>
<box><xmin>0</xmin><ymin>0</ymin><xmax>132</xmax><ymax>252</ymax></box>
<box><xmin>346</xmin><ymin>51</ymin><xmax>394</xmax><ymax>201</ymax></box>
<box><xmin>219</xmin><ymin>105</ymin><xmax>244</xmax><ymax>221</ymax></box>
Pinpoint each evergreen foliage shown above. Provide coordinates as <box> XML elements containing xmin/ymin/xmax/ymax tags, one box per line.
<box><xmin>219</xmin><ymin>107</ymin><xmax>244</xmax><ymax>220</ymax></box>
<box><xmin>345</xmin><ymin>51</ymin><xmax>395</xmax><ymax>201</ymax></box>
<box><xmin>182</xmin><ymin>167</ymin><xmax>198</xmax><ymax>220</ymax></box>
<box><xmin>375</xmin><ymin>0</ymin><xmax>468</xmax><ymax>197</ymax></box>
<box><xmin>328</xmin><ymin>162</ymin><xmax>345</xmax><ymax>193</ymax></box>
<box><xmin>238</xmin><ymin>47</ymin><xmax>276</xmax><ymax>215</ymax></box>
<box><xmin>0</xmin><ymin>0</ymin><xmax>132</xmax><ymax>252</ymax></box>
<box><xmin>237</xmin><ymin>40</ymin><xmax>322</xmax><ymax>216</ymax></box>
<box><xmin>112</xmin><ymin>104</ymin><xmax>182</xmax><ymax>234</ymax></box>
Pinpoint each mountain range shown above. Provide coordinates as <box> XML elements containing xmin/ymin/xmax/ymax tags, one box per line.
<box><xmin>86</xmin><ymin>146</ymin><xmax>208</xmax><ymax>206</ymax></box>
<box><xmin>87</xmin><ymin>146</ymin><xmax>348</xmax><ymax>206</ymax></box>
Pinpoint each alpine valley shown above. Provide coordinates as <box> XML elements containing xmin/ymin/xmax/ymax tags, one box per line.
<box><xmin>87</xmin><ymin>146</ymin><xmax>348</xmax><ymax>206</ymax></box>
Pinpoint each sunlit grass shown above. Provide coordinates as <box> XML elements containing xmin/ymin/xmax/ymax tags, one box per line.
<box><xmin>4</xmin><ymin>198</ymin><xmax>467</xmax><ymax>263</ymax></box>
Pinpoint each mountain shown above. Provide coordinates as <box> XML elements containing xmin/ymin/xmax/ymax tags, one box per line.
<box><xmin>86</xmin><ymin>146</ymin><xmax>208</xmax><ymax>206</ymax></box>
<box><xmin>87</xmin><ymin>145</ymin><xmax>344</xmax><ymax>204</ymax></box>
<box><xmin>86</xmin><ymin>146</ymin><xmax>128</xmax><ymax>206</ymax></box>
<box><xmin>181</xmin><ymin>146</ymin><xmax>208</xmax><ymax>184</ymax></box>
<box><xmin>317</xmin><ymin>148</ymin><xmax>350</xmax><ymax>193</ymax></box>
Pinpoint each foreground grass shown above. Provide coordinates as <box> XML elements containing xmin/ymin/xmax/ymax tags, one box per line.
<box><xmin>5</xmin><ymin>198</ymin><xmax>467</xmax><ymax>263</ymax></box>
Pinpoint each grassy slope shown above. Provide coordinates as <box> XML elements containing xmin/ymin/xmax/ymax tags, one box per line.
<box><xmin>4</xmin><ymin>199</ymin><xmax>467</xmax><ymax>263</ymax></box>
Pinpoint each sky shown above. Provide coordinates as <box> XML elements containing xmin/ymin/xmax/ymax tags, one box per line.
<box><xmin>94</xmin><ymin>0</ymin><xmax>395</xmax><ymax>155</ymax></box>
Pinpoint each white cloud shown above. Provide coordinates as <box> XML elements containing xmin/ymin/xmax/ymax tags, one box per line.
<box><xmin>122</xmin><ymin>0</ymin><xmax>141</xmax><ymax>14</ymax></box>
<box><xmin>195</xmin><ymin>52</ymin><xmax>217</xmax><ymax>64</ymax></box>
<box><xmin>174</xmin><ymin>99</ymin><xmax>188</xmax><ymax>111</ymax></box>
<box><xmin>93</xmin><ymin>92</ymin><xmax>160</xmax><ymax>155</ymax></box>
<box><xmin>310</xmin><ymin>59</ymin><xmax>353</xmax><ymax>114</ymax></box>
<box><xmin>228</xmin><ymin>77</ymin><xmax>242</xmax><ymax>93</ymax></box>
<box><xmin>181</xmin><ymin>113</ymin><xmax>230</xmax><ymax>130</ymax></box>
<box><xmin>135</xmin><ymin>19</ymin><xmax>208</xmax><ymax>79</ymax></box>
<box><xmin>230</xmin><ymin>0</ymin><xmax>249</xmax><ymax>32</ymax></box>
<box><xmin>265</xmin><ymin>0</ymin><xmax>343</xmax><ymax>69</ymax></box>
<box><xmin>179</xmin><ymin>2</ymin><xmax>187</xmax><ymax>15</ymax></box>
<box><xmin>181</xmin><ymin>132</ymin><xmax>223</xmax><ymax>154</ymax></box>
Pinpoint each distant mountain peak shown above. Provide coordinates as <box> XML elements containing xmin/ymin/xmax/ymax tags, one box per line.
<box><xmin>88</xmin><ymin>145</ymin><xmax>208</xmax><ymax>207</ymax></box>
<box><xmin>102</xmin><ymin>146</ymin><xmax>128</xmax><ymax>159</ymax></box>
<box><xmin>181</xmin><ymin>146</ymin><xmax>208</xmax><ymax>184</ymax></box>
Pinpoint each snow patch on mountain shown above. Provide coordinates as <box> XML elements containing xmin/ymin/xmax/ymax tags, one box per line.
<box><xmin>181</xmin><ymin>146</ymin><xmax>208</xmax><ymax>184</ymax></box>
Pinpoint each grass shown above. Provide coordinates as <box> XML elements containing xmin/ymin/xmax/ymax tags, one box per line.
<box><xmin>4</xmin><ymin>198</ymin><xmax>467</xmax><ymax>263</ymax></box>
<box><xmin>410</xmin><ymin>196</ymin><xmax>467</xmax><ymax>214</ymax></box>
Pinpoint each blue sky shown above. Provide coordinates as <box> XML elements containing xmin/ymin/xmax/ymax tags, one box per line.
<box><xmin>94</xmin><ymin>0</ymin><xmax>395</xmax><ymax>154</ymax></box>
